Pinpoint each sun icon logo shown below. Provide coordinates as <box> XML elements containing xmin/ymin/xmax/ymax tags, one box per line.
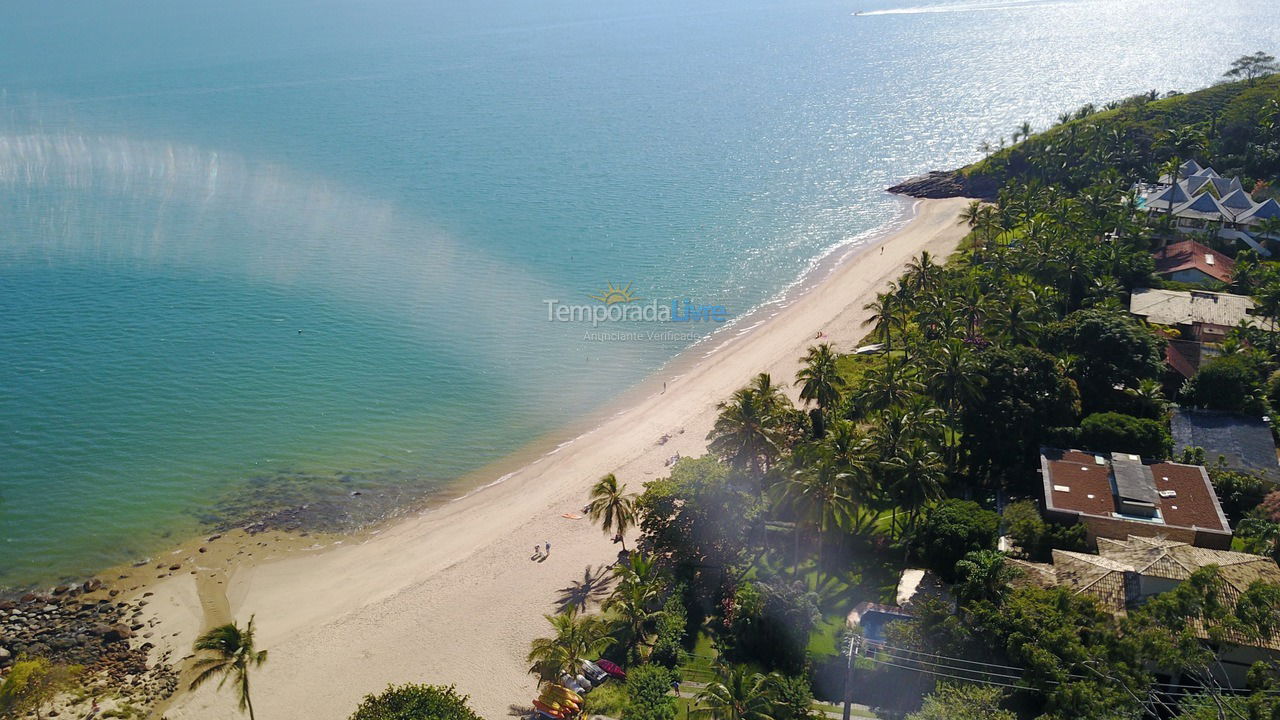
<box><xmin>589</xmin><ymin>282</ymin><xmax>641</xmax><ymax>305</ymax></box>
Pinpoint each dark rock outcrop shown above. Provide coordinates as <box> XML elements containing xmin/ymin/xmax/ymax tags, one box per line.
<box><xmin>888</xmin><ymin>170</ymin><xmax>999</xmax><ymax>200</ymax></box>
<box><xmin>0</xmin><ymin>585</ymin><xmax>177</xmax><ymax>708</ymax></box>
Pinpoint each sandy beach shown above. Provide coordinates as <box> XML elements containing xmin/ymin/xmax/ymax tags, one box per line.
<box><xmin>148</xmin><ymin>196</ymin><xmax>970</xmax><ymax>720</ymax></box>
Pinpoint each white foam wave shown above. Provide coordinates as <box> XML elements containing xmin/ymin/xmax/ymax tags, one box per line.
<box><xmin>856</xmin><ymin>0</ymin><xmax>1066</xmax><ymax>16</ymax></box>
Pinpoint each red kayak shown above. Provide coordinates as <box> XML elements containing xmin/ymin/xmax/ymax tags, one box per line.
<box><xmin>595</xmin><ymin>658</ymin><xmax>627</xmax><ymax>680</ymax></box>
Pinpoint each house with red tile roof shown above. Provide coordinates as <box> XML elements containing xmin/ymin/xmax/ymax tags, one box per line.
<box><xmin>1039</xmin><ymin>448</ymin><xmax>1232</xmax><ymax>550</ymax></box>
<box><xmin>1152</xmin><ymin>239</ymin><xmax>1234</xmax><ymax>286</ymax></box>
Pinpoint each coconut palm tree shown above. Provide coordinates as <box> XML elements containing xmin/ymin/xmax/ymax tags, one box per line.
<box><xmin>862</xmin><ymin>287</ymin><xmax>903</xmax><ymax>353</ymax></box>
<box><xmin>586</xmin><ymin>473</ymin><xmax>637</xmax><ymax>550</ymax></box>
<box><xmin>527</xmin><ymin>607</ymin><xmax>615</xmax><ymax>683</ymax></box>
<box><xmin>692</xmin><ymin>666</ymin><xmax>778</xmax><ymax>720</ymax></box>
<box><xmin>987</xmin><ymin>287</ymin><xmax>1045</xmax><ymax>344</ymax></box>
<box><xmin>921</xmin><ymin>338</ymin><xmax>982</xmax><ymax>472</ymax></box>
<box><xmin>605</xmin><ymin>553</ymin><xmax>665</xmax><ymax>661</ymax></box>
<box><xmin>883</xmin><ymin>440</ymin><xmax>945</xmax><ymax>542</ymax></box>
<box><xmin>954</xmin><ymin>550</ymin><xmax>1021</xmax><ymax>605</ymax></box>
<box><xmin>852</xmin><ymin>355</ymin><xmax>922</xmax><ymax>418</ymax></box>
<box><xmin>903</xmin><ymin>251</ymin><xmax>944</xmax><ymax>296</ymax></box>
<box><xmin>795</xmin><ymin>343</ymin><xmax>844</xmax><ymax>438</ymax></box>
<box><xmin>773</xmin><ymin>446</ymin><xmax>856</xmax><ymax>579</ymax></box>
<box><xmin>189</xmin><ymin>616</ymin><xmax>268</xmax><ymax>720</ymax></box>
<box><xmin>708</xmin><ymin>377</ymin><xmax>788</xmax><ymax>479</ymax></box>
<box><xmin>1157</xmin><ymin>156</ymin><xmax>1183</xmax><ymax>231</ymax></box>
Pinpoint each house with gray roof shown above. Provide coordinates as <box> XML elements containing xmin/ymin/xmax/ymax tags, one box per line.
<box><xmin>1138</xmin><ymin>164</ymin><xmax>1279</xmax><ymax>256</ymax></box>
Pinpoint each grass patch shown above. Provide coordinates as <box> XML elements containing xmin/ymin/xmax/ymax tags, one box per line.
<box><xmin>583</xmin><ymin>682</ymin><xmax>627</xmax><ymax>717</ymax></box>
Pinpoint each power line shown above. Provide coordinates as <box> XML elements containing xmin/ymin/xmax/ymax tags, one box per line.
<box><xmin>861</xmin><ymin>639</ymin><xmax>1280</xmax><ymax>695</ymax></box>
<box><xmin>861</xmin><ymin>653</ymin><xmax>1031</xmax><ymax>691</ymax></box>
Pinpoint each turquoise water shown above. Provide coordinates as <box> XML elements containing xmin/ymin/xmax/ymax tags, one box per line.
<box><xmin>2</xmin><ymin>0</ymin><xmax>1278</xmax><ymax>588</ymax></box>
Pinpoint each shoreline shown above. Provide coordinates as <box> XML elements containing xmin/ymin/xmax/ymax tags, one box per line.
<box><xmin>83</xmin><ymin>195</ymin><xmax>969</xmax><ymax>719</ymax></box>
<box><xmin>148</xmin><ymin>195</ymin><xmax>971</xmax><ymax>720</ymax></box>
<box><xmin>0</xmin><ymin>196</ymin><xmax>920</xmax><ymax>601</ymax></box>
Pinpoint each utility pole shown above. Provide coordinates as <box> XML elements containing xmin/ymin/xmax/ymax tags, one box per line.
<box><xmin>843</xmin><ymin>634</ymin><xmax>861</xmax><ymax>720</ymax></box>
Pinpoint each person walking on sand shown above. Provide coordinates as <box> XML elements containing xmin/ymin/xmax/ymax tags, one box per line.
<box><xmin>545</xmin><ymin>540</ymin><xmax>551</xmax><ymax>556</ymax></box>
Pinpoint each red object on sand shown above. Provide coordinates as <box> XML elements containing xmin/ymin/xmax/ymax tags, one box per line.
<box><xmin>532</xmin><ymin>699</ymin><xmax>565</xmax><ymax>718</ymax></box>
<box><xmin>595</xmin><ymin>658</ymin><xmax>627</xmax><ymax>679</ymax></box>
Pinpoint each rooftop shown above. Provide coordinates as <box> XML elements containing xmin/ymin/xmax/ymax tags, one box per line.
<box><xmin>1040</xmin><ymin>448</ymin><xmax>1230</xmax><ymax>535</ymax></box>
<box><xmin>1170</xmin><ymin>408</ymin><xmax>1280</xmax><ymax>483</ymax></box>
<box><xmin>1009</xmin><ymin>536</ymin><xmax>1280</xmax><ymax>649</ymax></box>
<box><xmin>1141</xmin><ymin>166</ymin><xmax>1273</xmax><ymax>227</ymax></box>
<box><xmin>1129</xmin><ymin>288</ymin><xmax>1261</xmax><ymax>329</ymax></box>
<box><xmin>1152</xmin><ymin>240</ymin><xmax>1234</xmax><ymax>284</ymax></box>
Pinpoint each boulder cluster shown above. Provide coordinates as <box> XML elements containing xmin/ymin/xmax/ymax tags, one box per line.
<box><xmin>0</xmin><ymin>579</ymin><xmax>178</xmax><ymax>708</ymax></box>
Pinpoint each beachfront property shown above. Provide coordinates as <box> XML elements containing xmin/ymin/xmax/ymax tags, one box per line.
<box><xmin>1129</xmin><ymin>288</ymin><xmax>1262</xmax><ymax>342</ymax></box>
<box><xmin>1136</xmin><ymin>159</ymin><xmax>1280</xmax><ymax>256</ymax></box>
<box><xmin>1129</xmin><ymin>288</ymin><xmax>1267</xmax><ymax>378</ymax></box>
<box><xmin>1008</xmin><ymin>535</ymin><xmax>1280</xmax><ymax>686</ymax></box>
<box><xmin>1152</xmin><ymin>239</ymin><xmax>1235</xmax><ymax>286</ymax></box>
<box><xmin>1038</xmin><ymin>448</ymin><xmax>1232</xmax><ymax>550</ymax></box>
<box><xmin>1171</xmin><ymin>408</ymin><xmax>1280</xmax><ymax>483</ymax></box>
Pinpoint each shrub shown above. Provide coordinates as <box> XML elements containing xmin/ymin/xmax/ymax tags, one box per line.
<box><xmin>0</xmin><ymin>657</ymin><xmax>83</xmax><ymax>720</ymax></box>
<box><xmin>1002</xmin><ymin>499</ymin><xmax>1087</xmax><ymax>562</ymax></box>
<box><xmin>348</xmin><ymin>684</ymin><xmax>483</xmax><ymax>720</ymax></box>
<box><xmin>1180</xmin><ymin>353</ymin><xmax>1268</xmax><ymax>414</ymax></box>
<box><xmin>649</xmin><ymin>591</ymin><xmax>688</xmax><ymax>669</ymax></box>
<box><xmin>582</xmin><ymin>682</ymin><xmax>627</xmax><ymax>718</ymax></box>
<box><xmin>1077</xmin><ymin>411</ymin><xmax>1171</xmax><ymax>458</ymax></box>
<box><xmin>911</xmin><ymin>499</ymin><xmax>1000</xmax><ymax>582</ymax></box>
<box><xmin>723</xmin><ymin>580</ymin><xmax>819</xmax><ymax>674</ymax></box>
<box><xmin>769</xmin><ymin>674</ymin><xmax>817</xmax><ymax>720</ymax></box>
<box><xmin>1210</xmin><ymin>468</ymin><xmax>1270</xmax><ymax>523</ymax></box>
<box><xmin>624</xmin><ymin>664</ymin><xmax>677</xmax><ymax>720</ymax></box>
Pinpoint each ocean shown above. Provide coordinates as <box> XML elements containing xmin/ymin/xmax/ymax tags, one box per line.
<box><xmin>1</xmin><ymin>0</ymin><xmax>1277</xmax><ymax>588</ymax></box>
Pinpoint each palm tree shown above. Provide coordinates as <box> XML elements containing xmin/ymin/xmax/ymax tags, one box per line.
<box><xmin>882</xmin><ymin>440</ymin><xmax>945</xmax><ymax>542</ymax></box>
<box><xmin>921</xmin><ymin>338</ymin><xmax>982</xmax><ymax>472</ymax></box>
<box><xmin>692</xmin><ymin>666</ymin><xmax>777</xmax><ymax>720</ymax></box>
<box><xmin>988</xmin><ymin>288</ymin><xmax>1044</xmax><ymax>344</ymax></box>
<box><xmin>1157</xmin><ymin>156</ymin><xmax>1183</xmax><ymax>237</ymax></box>
<box><xmin>862</xmin><ymin>288</ymin><xmax>903</xmax><ymax>353</ymax></box>
<box><xmin>189</xmin><ymin>616</ymin><xmax>269</xmax><ymax>720</ymax></box>
<box><xmin>773</xmin><ymin>447</ymin><xmax>856</xmax><ymax>579</ymax></box>
<box><xmin>749</xmin><ymin>372</ymin><xmax>791</xmax><ymax>418</ymax></box>
<box><xmin>795</xmin><ymin>343</ymin><xmax>844</xmax><ymax>437</ymax></box>
<box><xmin>605</xmin><ymin>553</ymin><xmax>665</xmax><ymax>661</ymax></box>
<box><xmin>586</xmin><ymin>473</ymin><xmax>637</xmax><ymax>550</ymax></box>
<box><xmin>973</xmin><ymin>206</ymin><xmax>1002</xmax><ymax>260</ymax></box>
<box><xmin>903</xmin><ymin>251</ymin><xmax>944</xmax><ymax>296</ymax></box>
<box><xmin>527</xmin><ymin>607</ymin><xmax>616</xmax><ymax>683</ymax></box>
<box><xmin>954</xmin><ymin>550</ymin><xmax>1021</xmax><ymax>605</ymax></box>
<box><xmin>708</xmin><ymin>376</ymin><xmax>788</xmax><ymax>479</ymax></box>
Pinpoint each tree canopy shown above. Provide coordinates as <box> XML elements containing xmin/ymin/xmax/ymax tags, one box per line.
<box><xmin>348</xmin><ymin>684</ymin><xmax>483</xmax><ymax>720</ymax></box>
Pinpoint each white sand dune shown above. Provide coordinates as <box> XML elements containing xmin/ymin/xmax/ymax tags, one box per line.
<box><xmin>152</xmin><ymin>196</ymin><xmax>971</xmax><ymax>720</ymax></box>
